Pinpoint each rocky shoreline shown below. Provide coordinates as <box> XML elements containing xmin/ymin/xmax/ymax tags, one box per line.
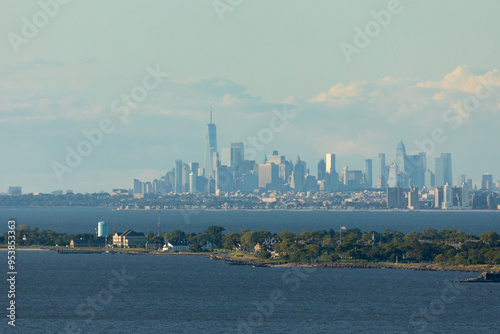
<box><xmin>210</xmin><ymin>254</ymin><xmax>497</xmax><ymax>273</ymax></box>
<box><xmin>458</xmin><ymin>272</ymin><xmax>500</xmax><ymax>282</ymax></box>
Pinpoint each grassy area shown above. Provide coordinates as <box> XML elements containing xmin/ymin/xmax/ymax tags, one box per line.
<box><xmin>213</xmin><ymin>250</ymin><xmax>500</xmax><ymax>271</ymax></box>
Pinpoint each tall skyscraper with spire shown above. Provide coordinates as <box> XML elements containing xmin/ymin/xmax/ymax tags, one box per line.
<box><xmin>204</xmin><ymin>105</ymin><xmax>217</xmax><ymax>180</ymax></box>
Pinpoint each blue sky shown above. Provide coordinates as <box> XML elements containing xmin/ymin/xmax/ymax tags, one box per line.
<box><xmin>1</xmin><ymin>0</ymin><xmax>499</xmax><ymax>193</ymax></box>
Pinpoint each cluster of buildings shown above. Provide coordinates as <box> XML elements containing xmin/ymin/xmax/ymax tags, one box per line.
<box><xmin>383</xmin><ymin>142</ymin><xmax>499</xmax><ymax>210</ymax></box>
<box><xmin>5</xmin><ymin>109</ymin><xmax>498</xmax><ymax>211</ymax></box>
<box><xmin>131</xmin><ymin>108</ymin><xmax>499</xmax><ymax>210</ymax></box>
<box><xmin>69</xmin><ymin>221</ymin><xmax>211</xmax><ymax>251</ymax></box>
<box><xmin>7</xmin><ymin>186</ymin><xmax>22</xmax><ymax>195</ymax></box>
<box><xmin>133</xmin><ymin>108</ymin><xmax>376</xmax><ymax>196</ymax></box>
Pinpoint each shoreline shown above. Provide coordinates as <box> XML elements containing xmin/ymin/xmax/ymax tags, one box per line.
<box><xmin>0</xmin><ymin>247</ymin><xmax>209</xmax><ymax>255</ymax></box>
<box><xmin>1</xmin><ymin>206</ymin><xmax>500</xmax><ymax>213</ymax></box>
<box><xmin>210</xmin><ymin>255</ymin><xmax>499</xmax><ymax>273</ymax></box>
<box><xmin>1</xmin><ymin>248</ymin><xmax>497</xmax><ymax>273</ymax></box>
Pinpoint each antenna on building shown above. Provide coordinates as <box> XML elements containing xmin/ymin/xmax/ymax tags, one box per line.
<box><xmin>210</xmin><ymin>102</ymin><xmax>213</xmax><ymax>124</ymax></box>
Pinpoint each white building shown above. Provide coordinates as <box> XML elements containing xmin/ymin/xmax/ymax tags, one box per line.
<box><xmin>442</xmin><ymin>183</ymin><xmax>453</xmax><ymax>210</ymax></box>
<box><xmin>201</xmin><ymin>240</ymin><xmax>213</xmax><ymax>250</ymax></box>
<box><xmin>461</xmin><ymin>183</ymin><xmax>470</xmax><ymax>208</ymax></box>
<box><xmin>163</xmin><ymin>239</ymin><xmax>191</xmax><ymax>251</ymax></box>
<box><xmin>189</xmin><ymin>172</ymin><xmax>197</xmax><ymax>193</ymax></box>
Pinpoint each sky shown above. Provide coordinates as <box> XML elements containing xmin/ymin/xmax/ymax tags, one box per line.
<box><xmin>1</xmin><ymin>0</ymin><xmax>499</xmax><ymax>193</ymax></box>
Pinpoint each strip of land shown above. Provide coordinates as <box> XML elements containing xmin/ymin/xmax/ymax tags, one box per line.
<box><xmin>209</xmin><ymin>254</ymin><xmax>500</xmax><ymax>272</ymax></box>
<box><xmin>2</xmin><ymin>225</ymin><xmax>499</xmax><ymax>273</ymax></box>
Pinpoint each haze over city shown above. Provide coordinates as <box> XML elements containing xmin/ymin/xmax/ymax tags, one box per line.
<box><xmin>1</xmin><ymin>0</ymin><xmax>500</xmax><ymax>193</ymax></box>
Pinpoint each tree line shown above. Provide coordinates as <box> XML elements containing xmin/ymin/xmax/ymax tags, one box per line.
<box><xmin>2</xmin><ymin>225</ymin><xmax>499</xmax><ymax>265</ymax></box>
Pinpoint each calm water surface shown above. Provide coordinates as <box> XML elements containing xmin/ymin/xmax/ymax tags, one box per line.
<box><xmin>1</xmin><ymin>208</ymin><xmax>499</xmax><ymax>234</ymax></box>
<box><xmin>2</xmin><ymin>251</ymin><xmax>499</xmax><ymax>333</ymax></box>
<box><xmin>2</xmin><ymin>208</ymin><xmax>499</xmax><ymax>333</ymax></box>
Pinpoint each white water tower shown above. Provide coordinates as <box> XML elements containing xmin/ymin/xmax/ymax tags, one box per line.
<box><xmin>97</xmin><ymin>221</ymin><xmax>109</xmax><ymax>237</ymax></box>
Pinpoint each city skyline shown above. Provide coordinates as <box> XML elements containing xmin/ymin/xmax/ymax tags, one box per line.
<box><xmin>5</xmin><ymin>107</ymin><xmax>499</xmax><ymax>194</ymax></box>
<box><xmin>2</xmin><ymin>1</ymin><xmax>500</xmax><ymax>193</ymax></box>
<box><xmin>124</xmin><ymin>114</ymin><xmax>496</xmax><ymax>197</ymax></box>
<box><xmin>4</xmin><ymin>102</ymin><xmax>498</xmax><ymax>194</ymax></box>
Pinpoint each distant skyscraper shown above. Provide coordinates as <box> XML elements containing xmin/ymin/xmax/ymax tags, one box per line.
<box><xmin>466</xmin><ymin>179</ymin><xmax>473</xmax><ymax>191</ymax></box>
<box><xmin>215</xmin><ymin>165</ymin><xmax>234</xmax><ymax>192</ymax></box>
<box><xmin>387</xmin><ymin>186</ymin><xmax>404</xmax><ymax>208</ymax></box>
<box><xmin>242</xmin><ymin>172</ymin><xmax>258</xmax><ymax>192</ymax></box>
<box><xmin>434</xmin><ymin>186</ymin><xmax>443</xmax><ymax>208</ymax></box>
<box><xmin>364</xmin><ymin>159</ymin><xmax>373</xmax><ymax>188</ymax></box>
<box><xmin>220</xmin><ymin>147</ymin><xmax>231</xmax><ymax>167</ymax></box>
<box><xmin>442</xmin><ymin>183</ymin><xmax>453</xmax><ymax>209</ymax></box>
<box><xmin>268</xmin><ymin>150</ymin><xmax>285</xmax><ymax>165</ymax></box>
<box><xmin>461</xmin><ymin>183</ymin><xmax>470</xmax><ymax>208</ymax></box>
<box><xmin>175</xmin><ymin>159</ymin><xmax>183</xmax><ymax>193</ymax></box>
<box><xmin>408</xmin><ymin>187</ymin><xmax>419</xmax><ymax>209</ymax></box>
<box><xmin>133</xmin><ymin>179</ymin><xmax>143</xmax><ymax>194</ymax></box>
<box><xmin>144</xmin><ymin>181</ymin><xmax>153</xmax><ymax>194</ymax></box>
<box><xmin>291</xmin><ymin>156</ymin><xmax>305</xmax><ymax>192</ymax></box>
<box><xmin>258</xmin><ymin>163</ymin><xmax>279</xmax><ymax>189</ymax></box>
<box><xmin>204</xmin><ymin>106</ymin><xmax>217</xmax><ymax>179</ymax></box>
<box><xmin>482</xmin><ymin>173</ymin><xmax>493</xmax><ymax>191</ymax></box>
<box><xmin>395</xmin><ymin>141</ymin><xmax>406</xmax><ymax>173</ymax></box>
<box><xmin>189</xmin><ymin>172</ymin><xmax>197</xmax><ymax>193</ymax></box>
<box><xmin>377</xmin><ymin>153</ymin><xmax>386</xmax><ymax>189</ymax></box>
<box><xmin>391</xmin><ymin>141</ymin><xmax>415</xmax><ymax>188</ymax></box>
<box><xmin>317</xmin><ymin>159</ymin><xmax>326</xmax><ymax>181</ymax></box>
<box><xmin>8</xmin><ymin>186</ymin><xmax>22</xmax><ymax>195</ymax></box>
<box><xmin>406</xmin><ymin>152</ymin><xmax>426</xmax><ymax>189</ymax></box>
<box><xmin>325</xmin><ymin>153</ymin><xmax>338</xmax><ymax>191</ymax></box>
<box><xmin>344</xmin><ymin>168</ymin><xmax>364</xmax><ymax>190</ymax></box>
<box><xmin>279</xmin><ymin>160</ymin><xmax>292</xmax><ymax>182</ymax></box>
<box><xmin>424</xmin><ymin>169</ymin><xmax>434</xmax><ymax>189</ymax></box>
<box><xmin>182</xmin><ymin>162</ymin><xmax>191</xmax><ymax>192</ymax></box>
<box><xmin>189</xmin><ymin>162</ymin><xmax>199</xmax><ymax>177</ymax></box>
<box><xmin>212</xmin><ymin>151</ymin><xmax>220</xmax><ymax>172</ymax></box>
<box><xmin>230</xmin><ymin>142</ymin><xmax>244</xmax><ymax>165</ymax></box>
<box><xmin>435</xmin><ymin>153</ymin><xmax>452</xmax><ymax>187</ymax></box>
<box><xmin>387</xmin><ymin>162</ymin><xmax>398</xmax><ymax>188</ymax></box>
<box><xmin>326</xmin><ymin>154</ymin><xmax>336</xmax><ymax>174</ymax></box>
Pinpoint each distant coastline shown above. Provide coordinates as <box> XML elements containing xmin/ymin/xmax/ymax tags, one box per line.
<box><xmin>0</xmin><ymin>247</ymin><xmax>496</xmax><ymax>273</ymax></box>
<box><xmin>209</xmin><ymin>254</ymin><xmax>500</xmax><ymax>273</ymax></box>
<box><xmin>2</xmin><ymin>206</ymin><xmax>500</xmax><ymax>213</ymax></box>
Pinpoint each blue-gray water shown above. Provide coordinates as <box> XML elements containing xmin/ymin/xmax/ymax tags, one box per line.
<box><xmin>1</xmin><ymin>208</ymin><xmax>500</xmax><ymax>234</ymax></box>
<box><xmin>2</xmin><ymin>209</ymin><xmax>499</xmax><ymax>333</ymax></box>
<box><xmin>3</xmin><ymin>251</ymin><xmax>499</xmax><ymax>333</ymax></box>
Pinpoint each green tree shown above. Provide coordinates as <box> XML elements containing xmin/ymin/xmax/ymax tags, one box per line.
<box><xmin>257</xmin><ymin>251</ymin><xmax>271</xmax><ymax>259</ymax></box>
<box><xmin>434</xmin><ymin>254</ymin><xmax>446</xmax><ymax>263</ymax></box>
<box><xmin>190</xmin><ymin>242</ymin><xmax>202</xmax><ymax>252</ymax></box>
<box><xmin>277</xmin><ymin>230</ymin><xmax>296</xmax><ymax>241</ymax></box>
<box><xmin>222</xmin><ymin>233</ymin><xmax>240</xmax><ymax>250</ymax></box>
<box><xmin>167</xmin><ymin>230</ymin><xmax>186</xmax><ymax>240</ymax></box>
<box><xmin>321</xmin><ymin>236</ymin><xmax>337</xmax><ymax>249</ymax></box>
<box><xmin>479</xmin><ymin>231</ymin><xmax>500</xmax><ymax>244</ymax></box>
<box><xmin>204</xmin><ymin>225</ymin><xmax>226</xmax><ymax>248</ymax></box>
<box><xmin>240</xmin><ymin>231</ymin><xmax>260</xmax><ymax>251</ymax></box>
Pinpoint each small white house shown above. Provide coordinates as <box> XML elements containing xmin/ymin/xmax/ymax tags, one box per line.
<box><xmin>201</xmin><ymin>240</ymin><xmax>213</xmax><ymax>250</ymax></box>
<box><xmin>163</xmin><ymin>239</ymin><xmax>190</xmax><ymax>251</ymax></box>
